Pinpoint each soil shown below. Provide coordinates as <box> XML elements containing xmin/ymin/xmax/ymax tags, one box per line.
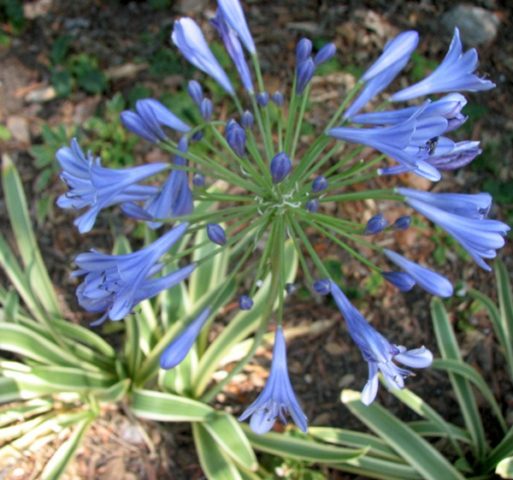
<box><xmin>1</xmin><ymin>0</ymin><xmax>512</xmax><ymax>478</ymax></box>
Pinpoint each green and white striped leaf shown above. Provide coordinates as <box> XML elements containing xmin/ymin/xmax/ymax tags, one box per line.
<box><xmin>242</xmin><ymin>424</ymin><xmax>366</xmax><ymax>464</ymax></box>
<box><xmin>202</xmin><ymin>412</ymin><xmax>257</xmax><ymax>471</ymax></box>
<box><xmin>329</xmin><ymin>456</ymin><xmax>421</xmax><ymax>480</ymax></box>
<box><xmin>407</xmin><ymin>420</ymin><xmax>471</xmax><ymax>444</ymax></box>
<box><xmin>131</xmin><ymin>388</ymin><xmax>213</xmax><ymax>422</ymax></box>
<box><xmin>308</xmin><ymin>426</ymin><xmax>403</xmax><ymax>462</ymax></box>
<box><xmin>193</xmin><ymin>423</ymin><xmax>243</xmax><ymax>480</ymax></box>
<box><xmin>431</xmin><ymin>298</ymin><xmax>488</xmax><ymax>458</ymax></box>
<box><xmin>95</xmin><ymin>378</ymin><xmax>130</xmax><ymax>403</ymax></box>
<box><xmin>342</xmin><ymin>389</ymin><xmax>464</xmax><ymax>480</ymax></box>
<box><xmin>41</xmin><ymin>415</ymin><xmax>94</xmax><ymax>480</ymax></box>
<box><xmin>432</xmin><ymin>358</ymin><xmax>506</xmax><ymax>431</ymax></box>
<box><xmin>496</xmin><ymin>456</ymin><xmax>513</xmax><ymax>479</ymax></box>
<box><xmin>2</xmin><ymin>154</ymin><xmax>60</xmax><ymax>316</ymax></box>
<box><xmin>496</xmin><ymin>260</ymin><xmax>513</xmax><ymax>381</ymax></box>
<box><xmin>0</xmin><ymin>398</ymin><xmax>53</xmax><ymax>428</ymax></box>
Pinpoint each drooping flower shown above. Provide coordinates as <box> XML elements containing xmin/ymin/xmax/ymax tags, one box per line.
<box><xmin>120</xmin><ymin>99</ymin><xmax>190</xmax><ymax>143</ymax></box>
<box><xmin>391</xmin><ymin>28</ymin><xmax>495</xmax><ymax>102</ymax></box>
<box><xmin>397</xmin><ymin>188</ymin><xmax>510</xmax><ymax>271</ymax></box>
<box><xmin>383</xmin><ymin>249</ymin><xmax>453</xmax><ymax>297</ymax></box>
<box><xmin>344</xmin><ymin>31</ymin><xmax>419</xmax><ymax>119</ymax></box>
<box><xmin>172</xmin><ymin>18</ymin><xmax>234</xmax><ymax>95</ymax></box>
<box><xmin>160</xmin><ymin>308</ymin><xmax>211</xmax><ymax>369</ymax></box>
<box><xmin>239</xmin><ymin>327</ymin><xmax>308</xmax><ymax>434</ymax></box>
<box><xmin>217</xmin><ymin>0</ymin><xmax>256</xmax><ymax>54</ymax></box>
<box><xmin>56</xmin><ymin>138</ymin><xmax>167</xmax><ymax>233</ymax></box>
<box><xmin>423</xmin><ymin>141</ymin><xmax>481</xmax><ymax>170</ymax></box>
<box><xmin>74</xmin><ymin>223</ymin><xmax>195</xmax><ymax>325</ymax></box>
<box><xmin>317</xmin><ymin>280</ymin><xmax>432</xmax><ymax>405</ymax></box>
<box><xmin>211</xmin><ymin>9</ymin><xmax>254</xmax><ymax>93</ymax></box>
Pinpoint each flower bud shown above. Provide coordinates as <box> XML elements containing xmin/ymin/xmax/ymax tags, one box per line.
<box><xmin>314</xmin><ymin>42</ymin><xmax>336</xmax><ymax>65</ymax></box>
<box><xmin>239</xmin><ymin>294</ymin><xmax>253</xmax><ymax>310</ymax></box>
<box><xmin>193</xmin><ymin>173</ymin><xmax>205</xmax><ymax>187</ymax></box>
<box><xmin>296</xmin><ymin>38</ymin><xmax>312</xmax><ymax>64</ymax></box>
<box><xmin>200</xmin><ymin>98</ymin><xmax>213</xmax><ymax>121</ymax></box>
<box><xmin>270</xmin><ymin>152</ymin><xmax>292</xmax><ymax>183</ymax></box>
<box><xmin>382</xmin><ymin>271</ymin><xmax>416</xmax><ymax>292</ymax></box>
<box><xmin>271</xmin><ymin>91</ymin><xmax>284</xmax><ymax>106</ymax></box>
<box><xmin>241</xmin><ymin>110</ymin><xmax>254</xmax><ymax>129</ymax></box>
<box><xmin>296</xmin><ymin>58</ymin><xmax>315</xmax><ymax>95</ymax></box>
<box><xmin>364</xmin><ymin>213</ymin><xmax>388</xmax><ymax>235</ymax></box>
<box><xmin>206</xmin><ymin>223</ymin><xmax>227</xmax><ymax>245</ymax></box>
<box><xmin>393</xmin><ymin>215</ymin><xmax>411</xmax><ymax>231</ymax></box>
<box><xmin>313</xmin><ymin>279</ymin><xmax>331</xmax><ymax>295</ymax></box>
<box><xmin>226</xmin><ymin>120</ymin><xmax>246</xmax><ymax>157</ymax></box>
<box><xmin>256</xmin><ymin>91</ymin><xmax>269</xmax><ymax>106</ymax></box>
<box><xmin>312</xmin><ymin>175</ymin><xmax>328</xmax><ymax>193</ymax></box>
<box><xmin>188</xmin><ymin>80</ymin><xmax>203</xmax><ymax>106</ymax></box>
<box><xmin>306</xmin><ymin>199</ymin><xmax>319</xmax><ymax>213</ymax></box>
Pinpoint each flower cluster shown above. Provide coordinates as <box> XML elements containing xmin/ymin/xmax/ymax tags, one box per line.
<box><xmin>57</xmin><ymin>0</ymin><xmax>507</xmax><ymax>435</ymax></box>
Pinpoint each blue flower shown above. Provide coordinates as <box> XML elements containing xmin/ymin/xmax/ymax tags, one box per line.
<box><xmin>344</xmin><ymin>31</ymin><xmax>419</xmax><ymax>119</ymax></box>
<box><xmin>120</xmin><ymin>99</ymin><xmax>190</xmax><ymax>143</ymax></box>
<box><xmin>74</xmin><ymin>223</ymin><xmax>195</xmax><ymax>324</ymax></box>
<box><xmin>187</xmin><ymin>80</ymin><xmax>204</xmax><ymax>106</ymax></box>
<box><xmin>56</xmin><ymin>138</ymin><xmax>167</xmax><ymax>233</ymax></box>
<box><xmin>391</xmin><ymin>28</ymin><xmax>495</xmax><ymax>102</ymax></box>
<box><xmin>172</xmin><ymin>18</ymin><xmax>234</xmax><ymax>95</ymax></box>
<box><xmin>239</xmin><ymin>326</ymin><xmax>308</xmax><ymax>434</ymax></box>
<box><xmin>365</xmin><ymin>214</ymin><xmax>388</xmax><ymax>235</ymax></box>
<box><xmin>207</xmin><ymin>223</ymin><xmax>227</xmax><ymax>245</ymax></box>
<box><xmin>217</xmin><ymin>0</ymin><xmax>256</xmax><ymax>54</ymax></box>
<box><xmin>352</xmin><ymin>93</ymin><xmax>467</xmax><ymax>127</ymax></box>
<box><xmin>381</xmin><ymin>271</ymin><xmax>415</xmax><ymax>291</ymax></box>
<box><xmin>296</xmin><ymin>38</ymin><xmax>312</xmax><ymax>64</ymax></box>
<box><xmin>296</xmin><ymin>58</ymin><xmax>315</xmax><ymax>95</ymax></box>
<box><xmin>397</xmin><ymin>188</ymin><xmax>510</xmax><ymax>271</ymax></box>
<box><xmin>330</xmin><ymin>106</ymin><xmax>448</xmax><ymax>181</ymax></box>
<box><xmin>312</xmin><ymin>175</ymin><xmax>328</xmax><ymax>193</ymax></box>
<box><xmin>212</xmin><ymin>9</ymin><xmax>254</xmax><ymax>93</ymax></box>
<box><xmin>314</xmin><ymin>42</ymin><xmax>336</xmax><ymax>66</ymax></box>
<box><xmin>226</xmin><ymin>120</ymin><xmax>247</xmax><ymax>156</ymax></box>
<box><xmin>393</xmin><ymin>215</ymin><xmax>411</xmax><ymax>230</ymax></box>
<box><xmin>326</xmin><ymin>280</ymin><xmax>433</xmax><ymax>405</ymax></box>
<box><xmin>239</xmin><ymin>295</ymin><xmax>253</xmax><ymax>310</ymax></box>
<box><xmin>423</xmin><ymin>141</ymin><xmax>481</xmax><ymax>171</ymax></box>
<box><xmin>383</xmin><ymin>249</ymin><xmax>453</xmax><ymax>297</ymax></box>
<box><xmin>160</xmin><ymin>308</ymin><xmax>211</xmax><ymax>369</ymax></box>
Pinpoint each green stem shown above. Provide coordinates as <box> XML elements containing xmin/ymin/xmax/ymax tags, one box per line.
<box><xmin>320</xmin><ymin>189</ymin><xmax>401</xmax><ymax>203</ymax></box>
<box><xmin>290</xmin><ymin>85</ymin><xmax>311</xmax><ymax>161</ymax></box>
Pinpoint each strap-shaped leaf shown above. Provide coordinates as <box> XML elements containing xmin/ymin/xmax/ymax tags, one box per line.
<box><xmin>131</xmin><ymin>388</ymin><xmax>213</xmax><ymax>422</ymax></box>
<box><xmin>0</xmin><ymin>398</ymin><xmax>53</xmax><ymax>428</ymax></box>
<box><xmin>95</xmin><ymin>378</ymin><xmax>130</xmax><ymax>403</ymax></box>
<box><xmin>342</xmin><ymin>389</ymin><xmax>464</xmax><ymax>480</ymax></box>
<box><xmin>432</xmin><ymin>358</ymin><xmax>506</xmax><ymax>432</ymax></box>
<box><xmin>242</xmin><ymin>424</ymin><xmax>366</xmax><ymax>464</ymax></box>
<box><xmin>329</xmin><ymin>455</ymin><xmax>421</xmax><ymax>480</ymax></box>
<box><xmin>407</xmin><ymin>421</ymin><xmax>471</xmax><ymax>444</ymax></box>
<box><xmin>202</xmin><ymin>412</ymin><xmax>258</xmax><ymax>471</ymax></box>
<box><xmin>496</xmin><ymin>260</ymin><xmax>513</xmax><ymax>381</ymax></box>
<box><xmin>0</xmin><ymin>323</ymin><xmax>80</xmax><ymax>366</ymax></box>
<box><xmin>2</xmin><ymin>154</ymin><xmax>60</xmax><ymax>316</ymax></box>
<box><xmin>309</xmin><ymin>426</ymin><xmax>403</xmax><ymax>462</ymax></box>
<box><xmin>41</xmin><ymin>415</ymin><xmax>94</xmax><ymax>480</ymax></box>
<box><xmin>431</xmin><ymin>298</ymin><xmax>488</xmax><ymax>459</ymax></box>
<box><xmin>483</xmin><ymin>427</ymin><xmax>513</xmax><ymax>473</ymax></box>
<box><xmin>193</xmin><ymin>423</ymin><xmax>243</xmax><ymax>480</ymax></box>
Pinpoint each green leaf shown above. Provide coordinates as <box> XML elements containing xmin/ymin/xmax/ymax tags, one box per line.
<box><xmin>0</xmin><ymin>398</ymin><xmax>53</xmax><ymax>428</ymax></box>
<box><xmin>342</xmin><ymin>389</ymin><xmax>464</xmax><ymax>480</ymax></box>
<box><xmin>407</xmin><ymin>421</ymin><xmax>471</xmax><ymax>444</ymax></box>
<box><xmin>496</xmin><ymin>456</ymin><xmax>513</xmax><ymax>479</ymax></box>
<box><xmin>243</xmin><ymin>424</ymin><xmax>366</xmax><ymax>464</ymax></box>
<box><xmin>202</xmin><ymin>412</ymin><xmax>258</xmax><ymax>471</ymax></box>
<box><xmin>308</xmin><ymin>426</ymin><xmax>403</xmax><ymax>462</ymax></box>
<box><xmin>329</xmin><ymin>456</ymin><xmax>421</xmax><ymax>480</ymax></box>
<box><xmin>0</xmin><ymin>323</ymin><xmax>81</xmax><ymax>366</ymax></box>
<box><xmin>432</xmin><ymin>358</ymin><xmax>506</xmax><ymax>431</ymax></box>
<box><xmin>131</xmin><ymin>388</ymin><xmax>213</xmax><ymax>422</ymax></box>
<box><xmin>2</xmin><ymin>154</ymin><xmax>60</xmax><ymax>316</ymax></box>
<box><xmin>496</xmin><ymin>260</ymin><xmax>513</xmax><ymax>381</ymax></box>
<box><xmin>193</xmin><ymin>423</ymin><xmax>243</xmax><ymax>480</ymax></box>
<box><xmin>431</xmin><ymin>298</ymin><xmax>488</xmax><ymax>458</ymax></box>
<box><xmin>483</xmin><ymin>427</ymin><xmax>513</xmax><ymax>473</ymax></box>
<box><xmin>41</xmin><ymin>415</ymin><xmax>94</xmax><ymax>480</ymax></box>
<box><xmin>469</xmin><ymin>287</ymin><xmax>513</xmax><ymax>379</ymax></box>
<box><xmin>95</xmin><ymin>378</ymin><xmax>130</xmax><ymax>403</ymax></box>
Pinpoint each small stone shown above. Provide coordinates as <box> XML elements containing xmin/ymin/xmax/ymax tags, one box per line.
<box><xmin>7</xmin><ymin>116</ymin><xmax>30</xmax><ymax>143</ymax></box>
<box><xmin>441</xmin><ymin>5</ymin><xmax>499</xmax><ymax>47</ymax></box>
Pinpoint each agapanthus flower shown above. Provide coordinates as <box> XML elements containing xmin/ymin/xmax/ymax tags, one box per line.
<box><xmin>217</xmin><ymin>0</ymin><xmax>256</xmax><ymax>54</ymax></box>
<box><xmin>365</xmin><ymin>214</ymin><xmax>388</xmax><ymax>235</ymax></box>
<box><xmin>344</xmin><ymin>31</ymin><xmax>419</xmax><ymax>119</ymax></box>
<box><xmin>120</xmin><ymin>99</ymin><xmax>190</xmax><ymax>143</ymax></box>
<box><xmin>318</xmin><ymin>280</ymin><xmax>433</xmax><ymax>405</ymax></box>
<box><xmin>270</xmin><ymin>152</ymin><xmax>292</xmax><ymax>183</ymax></box>
<box><xmin>74</xmin><ymin>223</ymin><xmax>195</xmax><ymax>325</ymax></box>
<box><xmin>172</xmin><ymin>18</ymin><xmax>234</xmax><ymax>95</ymax></box>
<box><xmin>398</xmin><ymin>188</ymin><xmax>510</xmax><ymax>271</ymax></box>
<box><xmin>207</xmin><ymin>223</ymin><xmax>227</xmax><ymax>245</ymax></box>
<box><xmin>391</xmin><ymin>28</ymin><xmax>495</xmax><ymax>102</ymax></box>
<box><xmin>239</xmin><ymin>327</ymin><xmax>308</xmax><ymax>434</ymax></box>
<box><xmin>211</xmin><ymin>9</ymin><xmax>254</xmax><ymax>93</ymax></box>
<box><xmin>383</xmin><ymin>249</ymin><xmax>453</xmax><ymax>297</ymax></box>
<box><xmin>57</xmin><ymin>138</ymin><xmax>167</xmax><ymax>233</ymax></box>
<box><xmin>160</xmin><ymin>308</ymin><xmax>211</xmax><ymax>369</ymax></box>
